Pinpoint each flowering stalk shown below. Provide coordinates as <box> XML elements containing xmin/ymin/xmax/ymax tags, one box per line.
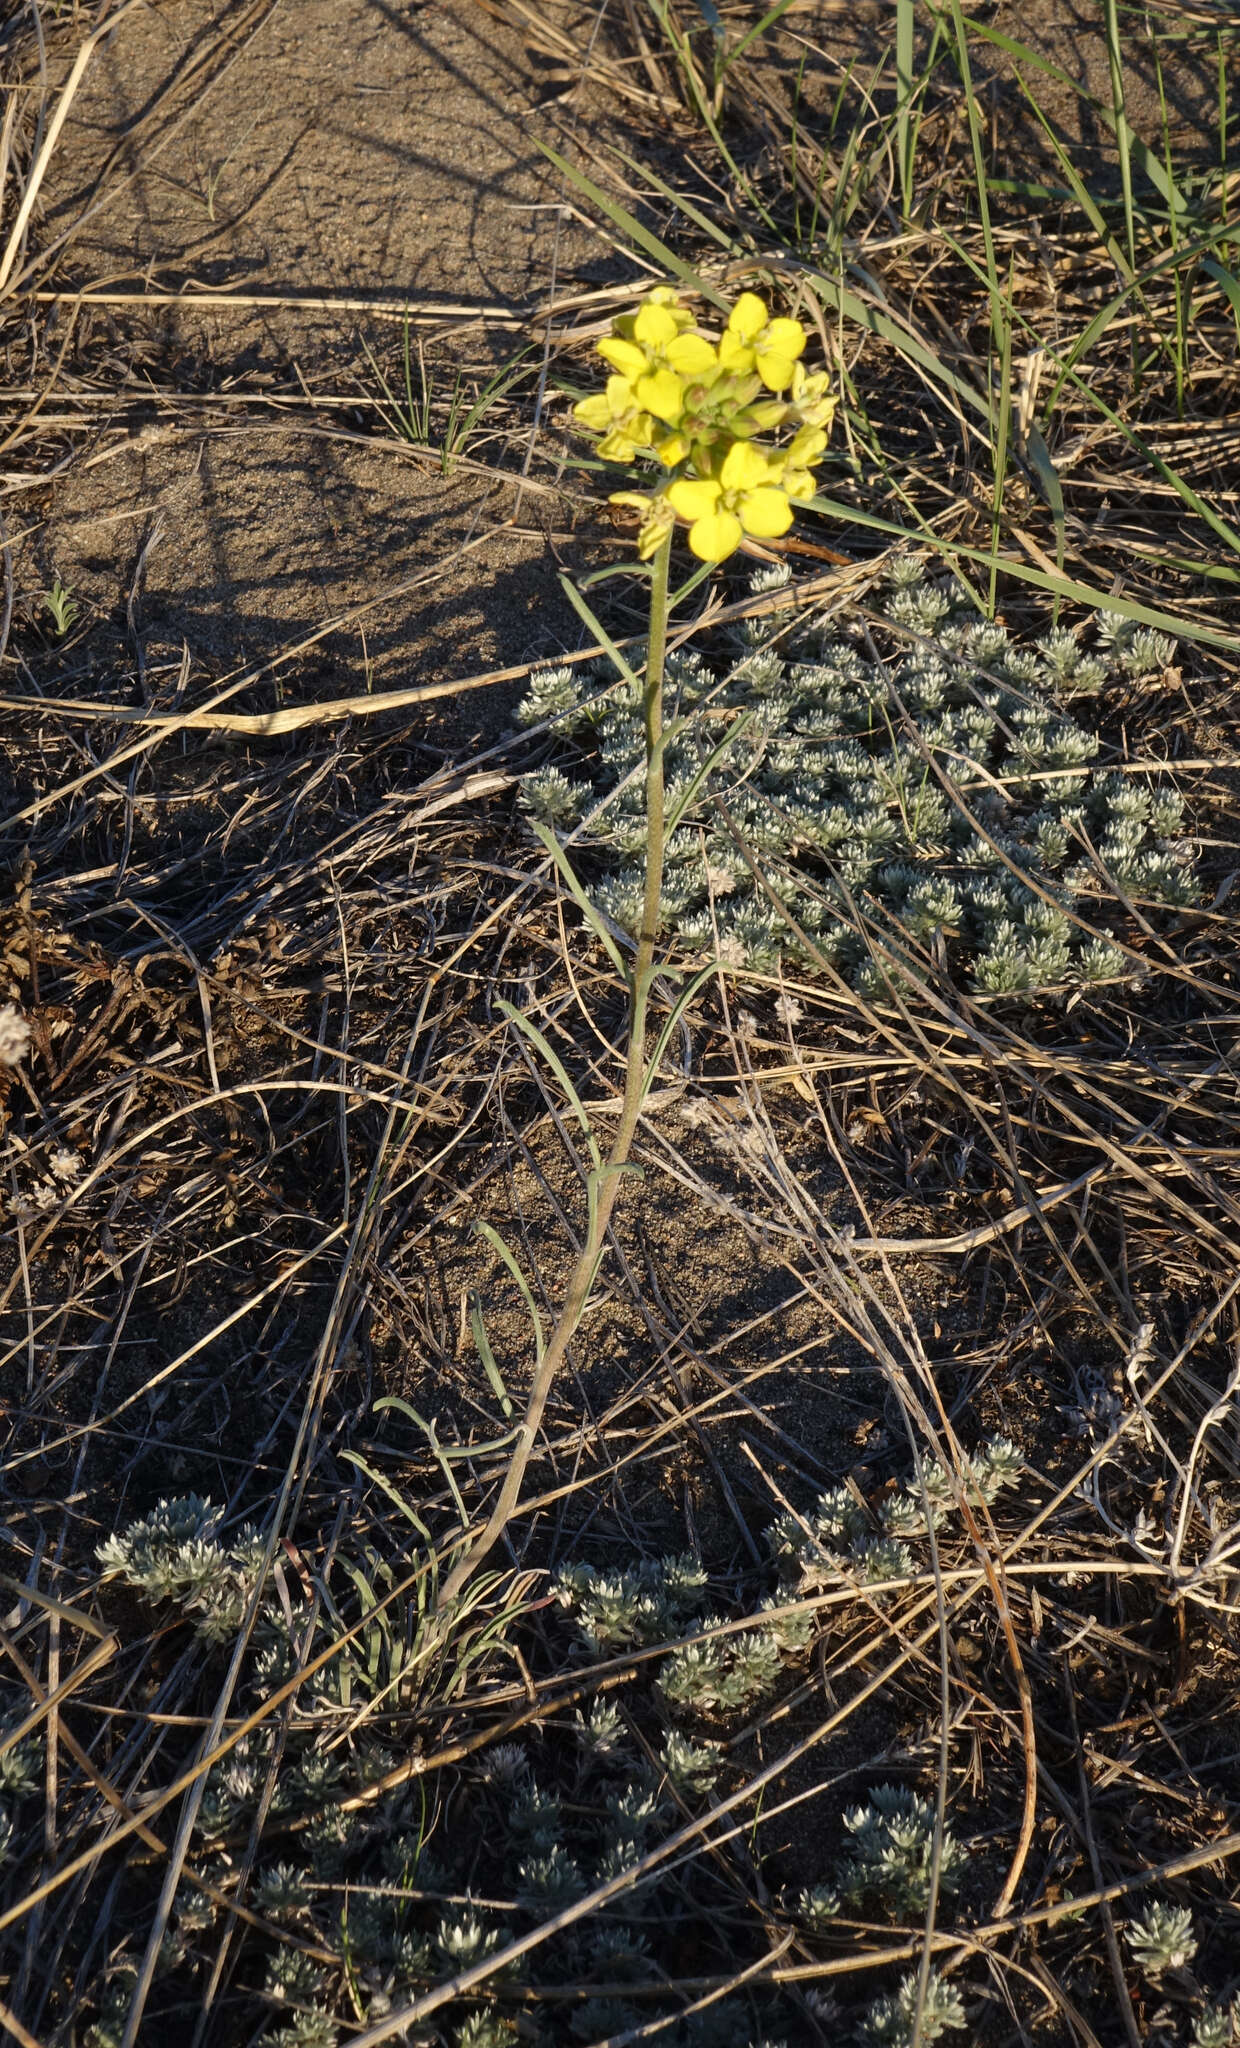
<box><xmin>434</xmin><ymin>287</ymin><xmax>832</xmax><ymax>1625</ymax></box>
<box><xmin>433</xmin><ymin>537</ymin><xmax>673</xmax><ymax>1626</ymax></box>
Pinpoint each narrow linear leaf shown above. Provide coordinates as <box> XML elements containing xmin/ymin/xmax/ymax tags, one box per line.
<box><xmin>496</xmin><ymin>998</ymin><xmax>604</xmax><ymax>1169</ymax></box>
<box><xmin>532</xmin><ymin>139</ymin><xmax>727</xmax><ymax>308</ymax></box>
<box><xmin>805</xmin><ymin>490</ymin><xmax>1240</xmax><ymax>650</ymax></box>
<box><xmin>530</xmin><ymin>819</ymin><xmax>629</xmax><ymax>980</ymax></box>
<box><xmin>473</xmin><ymin>1221</ymin><xmax>542</xmax><ymax>1383</ymax></box>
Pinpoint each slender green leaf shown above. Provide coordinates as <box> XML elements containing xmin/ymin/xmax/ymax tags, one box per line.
<box><xmin>607</xmin><ymin>146</ymin><xmax>740</xmax><ymax>254</ymax></box>
<box><xmin>1023</xmin><ymin>424</ymin><xmax>1066</xmax><ymax>578</ymax></box>
<box><xmin>1012</xmin><ymin>71</ymin><xmax>1134</xmax><ymax>281</ymax></box>
<box><xmin>532</xmin><ymin>139</ymin><xmax>727</xmax><ymax>308</ymax></box>
<box><xmin>370</xmin><ymin>1399</ymin><xmax>470</xmax><ymax>1523</ymax></box>
<box><xmin>946</xmin><ymin>0</ymin><xmax>1002</xmax><ymax>335</ymax></box>
<box><xmin>806</xmin><ymin>489</ymin><xmax>1240</xmax><ymax>649</ymax></box>
<box><xmin>989</xmin><ymin>255</ymin><xmax>1016</xmax><ymax>617</ymax></box>
<box><xmin>496</xmin><ymin>998</ymin><xmax>603</xmax><ymax>1169</ymax></box>
<box><xmin>341</xmin><ymin>1450</ymin><xmax>432</xmax><ymax>1542</ymax></box>
<box><xmin>531</xmin><ymin>819</ymin><xmax>628</xmax><ymax>979</ymax></box>
<box><xmin>1202</xmin><ymin>254</ymin><xmax>1240</xmax><ymax>336</ymax></box>
<box><xmin>895</xmin><ymin>0</ymin><xmax>917</xmax><ymax>216</ymax></box>
<box><xmin>558</xmin><ymin>572</ymin><xmax>643</xmax><ymax>692</ymax></box>
<box><xmin>666</xmin><ymin>710</ymin><xmax>754</xmax><ymax>831</ymax></box>
<box><xmin>1102</xmin><ymin>0</ymin><xmax>1138</xmax><ymax>272</ymax></box>
<box><xmin>473</xmin><ymin>1223</ymin><xmax>541</xmax><ymax>1383</ymax></box>
<box><xmin>722</xmin><ymin>0</ymin><xmax>799</xmax><ymax>73</ymax></box>
<box><xmin>641</xmin><ymin>964</ymin><xmax>718</xmax><ymax>1101</ymax></box>
<box><xmin>469</xmin><ymin>1290</ymin><xmax>516</xmax><ymax>1415</ymax></box>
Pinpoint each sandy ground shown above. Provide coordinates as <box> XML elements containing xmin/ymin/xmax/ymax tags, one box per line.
<box><xmin>16</xmin><ymin>0</ymin><xmax>625</xmax><ymax>729</ymax></box>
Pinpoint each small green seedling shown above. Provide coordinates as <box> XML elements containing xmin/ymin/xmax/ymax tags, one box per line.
<box><xmin>42</xmin><ymin>578</ymin><xmax>80</xmax><ymax>637</ymax></box>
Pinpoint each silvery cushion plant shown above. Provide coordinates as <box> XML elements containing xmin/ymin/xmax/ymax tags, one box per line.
<box><xmin>519</xmin><ymin>559</ymin><xmax>1192</xmax><ymax>997</ymax></box>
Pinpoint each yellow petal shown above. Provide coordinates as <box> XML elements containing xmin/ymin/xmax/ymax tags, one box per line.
<box><xmin>737</xmin><ymin>486</ymin><xmax>793</xmax><ymax>539</ymax></box>
<box><xmin>787</xmin><ymin>426</ymin><xmax>828</xmax><ymax>463</ymax></box>
<box><xmin>597</xmin><ymin>430</ymin><xmax>638</xmax><ymax>461</ymax></box>
<box><xmin>744</xmin><ymin>399</ymin><xmax>789</xmax><ymax>430</ymax></box>
<box><xmin>667</xmin><ymin>476</ymin><xmax>721</xmax><ymax>520</ymax></box>
<box><xmin>764</xmin><ymin>317</ymin><xmax>806</xmax><ymax>360</ymax></box>
<box><xmin>573</xmin><ymin>393</ymin><xmax>613</xmax><ymax>430</ymax></box>
<box><xmin>788</xmin><ymin>368</ymin><xmax>835</xmax><ymax>426</ymax></box>
<box><xmin>717</xmin><ymin>330</ymin><xmax>755</xmax><ymax>373</ymax></box>
<box><xmin>636</xmin><ymin>495</ymin><xmax>676</xmax><ymax>559</ymax></box>
<box><xmin>688</xmin><ymin>508</ymin><xmax>744</xmax><ymax>561</ymax></box>
<box><xmin>727</xmin><ymin>292</ymin><xmax>768</xmax><ymax>342</ymax></box>
<box><xmin>653</xmin><ymin>431</ymin><xmax>690</xmax><ymax>466</ymax></box>
<box><xmin>790</xmin><ymin>364</ymin><xmax>828</xmax><ymax>401</ymax></box>
<box><xmin>604</xmin><ymin>373</ymin><xmax>637</xmax><ymax>412</ymax></box>
<box><xmin>635</xmin><ymin>367</ymin><xmax>686</xmax><ymax>423</ymax></box>
<box><xmin>609</xmin><ymin>490</ymin><xmax>654</xmax><ymax>511</ymax></box>
<box><xmin>598</xmin><ymin>336</ymin><xmax>647</xmax><ymax>378</ymax></box>
<box><xmin>720</xmin><ymin>440</ymin><xmax>774</xmax><ymax>491</ymax></box>
<box><xmin>755</xmin><ymin>348</ymin><xmax>796</xmax><ymax>392</ymax></box>
<box><xmin>782</xmin><ymin>467</ymin><xmax>818</xmax><ymax>503</ymax></box>
<box><xmin>665</xmin><ymin>333</ymin><xmax>718</xmax><ymax>377</ymax></box>
<box><xmin>633</xmin><ymin>300</ymin><xmax>680</xmax><ymax>346</ymax></box>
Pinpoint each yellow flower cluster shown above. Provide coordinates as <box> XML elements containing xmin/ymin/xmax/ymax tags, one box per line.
<box><xmin>573</xmin><ymin>287</ymin><xmax>835</xmax><ymax>563</ymax></box>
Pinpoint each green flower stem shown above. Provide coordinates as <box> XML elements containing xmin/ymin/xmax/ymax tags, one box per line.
<box><xmin>434</xmin><ymin>534</ymin><xmax>674</xmax><ymax>1623</ymax></box>
<box><xmin>622</xmin><ymin>528</ymin><xmax>672</xmax><ymax>1126</ymax></box>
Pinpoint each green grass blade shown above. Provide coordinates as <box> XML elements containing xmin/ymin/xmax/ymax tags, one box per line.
<box><xmin>473</xmin><ymin>1222</ymin><xmax>542</xmax><ymax>1383</ymax></box>
<box><xmin>495</xmin><ymin>998</ymin><xmax>604</xmax><ymax>1170</ymax></box>
<box><xmin>964</xmin><ymin>10</ymin><xmax>1187</xmax><ymax>217</ymax></box>
<box><xmin>641</xmin><ymin>964</ymin><xmax>717</xmax><ymax>1100</ymax></box>
<box><xmin>558</xmin><ymin>571</ymin><xmax>644</xmax><ymax>694</ymax></box>
<box><xmin>641</xmin><ymin>0</ymin><xmax>778</xmax><ymax>228</ymax></box>
<box><xmin>532</xmin><ymin>139</ymin><xmax>727</xmax><ymax>308</ymax></box>
<box><xmin>1013</xmin><ymin>70</ymin><xmax>1134</xmax><ymax>282</ymax></box>
<box><xmin>988</xmin><ymin>256</ymin><xmax>1016</xmax><ymax>617</ymax></box>
<box><xmin>530</xmin><ymin>819</ymin><xmax>629</xmax><ymax>980</ymax></box>
<box><xmin>946</xmin><ymin>0</ymin><xmax>1001</xmax><ymax>333</ymax></box>
<box><xmin>341</xmin><ymin>1449</ymin><xmax>432</xmax><ymax>1541</ymax></box>
<box><xmin>803</xmin><ymin>266</ymin><xmax>989</xmax><ymax>417</ymax></box>
<box><xmin>805</xmin><ymin>488</ymin><xmax>1240</xmax><ymax>650</ymax></box>
<box><xmin>896</xmin><ymin>0</ymin><xmax>917</xmax><ymax>217</ymax></box>
<box><xmin>467</xmin><ymin>1282</ymin><xmax>519</xmax><ymax>1413</ymax></box>
<box><xmin>1202</xmin><ymin>254</ymin><xmax>1240</xmax><ymax>346</ymax></box>
<box><xmin>1102</xmin><ymin>0</ymin><xmax>1137</xmax><ymax>276</ymax></box>
<box><xmin>666</xmin><ymin>710</ymin><xmax>754</xmax><ymax>831</ymax></box>
<box><xmin>370</xmin><ymin>1400</ymin><xmax>470</xmax><ymax>1524</ymax></box>
<box><xmin>606</xmin><ymin>144</ymin><xmax>741</xmax><ymax>253</ymax></box>
<box><xmin>444</xmin><ymin>343</ymin><xmax>534</xmax><ymax>473</ymax></box>
<box><xmin>721</xmin><ymin>0</ymin><xmax>799</xmax><ymax>74</ymax></box>
<box><xmin>1023</xmin><ymin>423</ymin><xmax>1066</xmax><ymax>577</ymax></box>
<box><xmin>933</xmin><ymin>215</ymin><xmax>1240</xmax><ymax>558</ymax></box>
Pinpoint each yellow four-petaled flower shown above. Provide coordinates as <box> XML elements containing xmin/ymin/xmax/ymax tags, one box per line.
<box><xmin>571</xmin><ymin>285</ymin><xmax>835</xmax><ymax>562</ymax></box>
<box><xmin>668</xmin><ymin>443</ymin><xmax>794</xmax><ymax>562</ymax></box>
<box><xmin>717</xmin><ymin>290</ymin><xmax>807</xmax><ymax>392</ymax></box>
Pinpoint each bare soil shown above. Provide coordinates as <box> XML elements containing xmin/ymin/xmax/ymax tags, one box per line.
<box><xmin>11</xmin><ymin>0</ymin><xmax>625</xmax><ymax>728</ymax></box>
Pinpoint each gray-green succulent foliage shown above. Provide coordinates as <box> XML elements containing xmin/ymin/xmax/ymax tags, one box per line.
<box><xmin>518</xmin><ymin>560</ymin><xmax>1192</xmax><ymax>996</ymax></box>
<box><xmin>80</xmin><ymin>1495</ymin><xmax>934</xmax><ymax>2045</ymax></box>
<box><xmin>97</xmin><ymin>1495</ymin><xmax>268</xmax><ymax>1643</ymax></box>
<box><xmin>1124</xmin><ymin>1899</ymin><xmax>1198</xmax><ymax>1976</ymax></box>
<box><xmin>69</xmin><ymin>1442</ymin><xmax>1185</xmax><ymax>2046</ymax></box>
<box><xmin>769</xmin><ymin>1438</ymin><xmax>1022</xmax><ymax>1595</ymax></box>
<box><xmin>856</xmin><ymin>1969</ymin><xmax>967</xmax><ymax>2046</ymax></box>
<box><xmin>554</xmin><ymin>1549</ymin><xmax>811</xmax><ymax>1718</ymax></box>
<box><xmin>1193</xmin><ymin>1998</ymin><xmax>1240</xmax><ymax>2048</ymax></box>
